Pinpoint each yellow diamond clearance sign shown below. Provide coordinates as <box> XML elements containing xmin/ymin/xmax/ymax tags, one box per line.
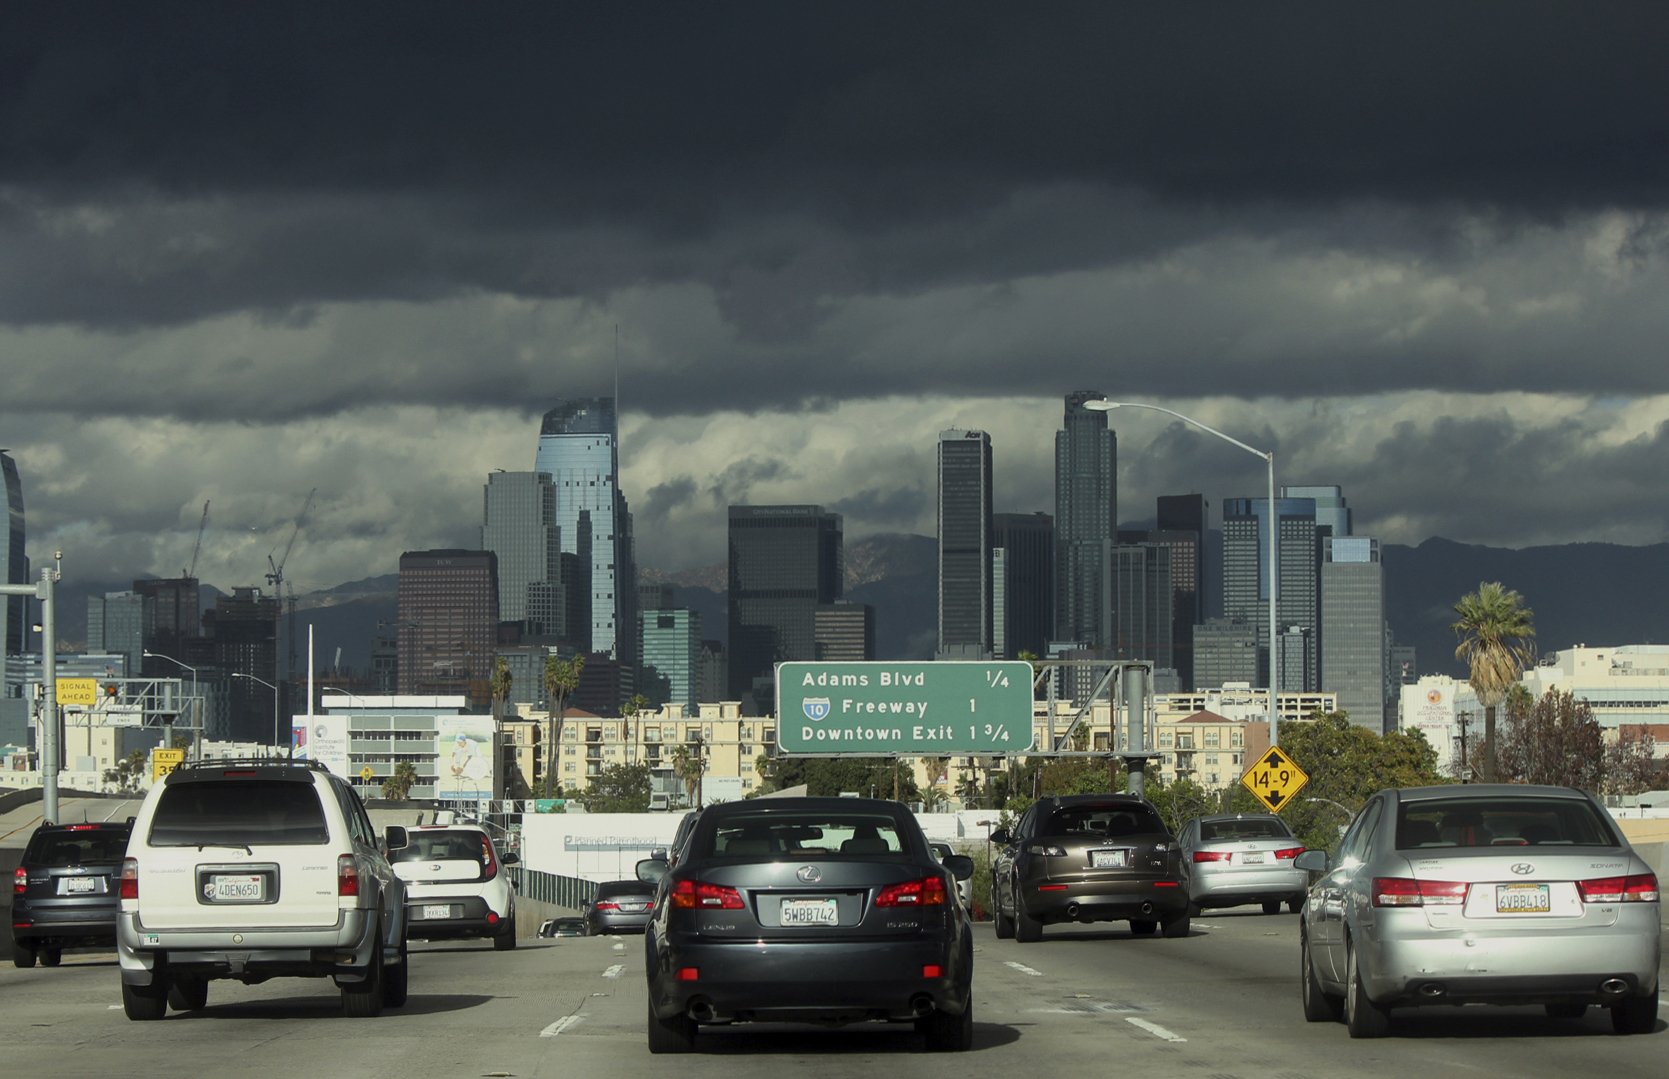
<box><xmin>1240</xmin><ymin>746</ymin><xmax>1310</xmax><ymax>811</ymax></box>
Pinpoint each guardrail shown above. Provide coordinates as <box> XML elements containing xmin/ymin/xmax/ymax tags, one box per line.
<box><xmin>510</xmin><ymin>866</ymin><xmax>600</xmax><ymax>909</ymax></box>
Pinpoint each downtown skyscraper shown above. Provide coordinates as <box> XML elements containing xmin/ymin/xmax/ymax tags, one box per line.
<box><xmin>2</xmin><ymin>451</ymin><xmax>25</xmax><ymax>672</ymax></box>
<box><xmin>534</xmin><ymin>398</ymin><xmax>637</xmax><ymax>667</ymax></box>
<box><xmin>937</xmin><ymin>429</ymin><xmax>993</xmax><ymax>659</ymax></box>
<box><xmin>481</xmin><ymin>470</ymin><xmax>562</xmax><ymax>628</ymax></box>
<box><xmin>1223</xmin><ymin>495</ymin><xmax>1319</xmax><ymax>691</ymax></box>
<box><xmin>727</xmin><ymin>505</ymin><xmax>843</xmax><ymax>711</ymax></box>
<box><xmin>1054</xmin><ymin>391</ymin><xmax>1117</xmax><ymax>649</ymax></box>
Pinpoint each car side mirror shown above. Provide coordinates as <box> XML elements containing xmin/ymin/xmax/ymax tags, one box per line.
<box><xmin>988</xmin><ymin>828</ymin><xmax>1010</xmax><ymax>845</ymax></box>
<box><xmin>1294</xmin><ymin>849</ymin><xmax>1328</xmax><ymax>873</ymax></box>
<box><xmin>637</xmin><ymin>857</ymin><xmax>669</xmax><ymax>885</ymax></box>
<box><xmin>501</xmin><ymin>851</ymin><xmax>520</xmax><ymax>865</ymax></box>
<box><xmin>384</xmin><ymin>825</ymin><xmax>409</xmax><ymax>851</ymax></box>
<box><xmin>942</xmin><ymin>854</ymin><xmax>975</xmax><ymax>881</ymax></box>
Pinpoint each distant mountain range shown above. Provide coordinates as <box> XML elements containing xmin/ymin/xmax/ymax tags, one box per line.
<box><xmin>50</xmin><ymin>535</ymin><xmax>1667</xmax><ymax>684</ymax></box>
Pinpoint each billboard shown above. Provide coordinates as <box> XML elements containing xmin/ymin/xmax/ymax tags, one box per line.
<box><xmin>435</xmin><ymin>715</ymin><xmax>495</xmax><ymax>801</ymax></box>
<box><xmin>292</xmin><ymin>714</ymin><xmax>350</xmax><ymax>777</ymax></box>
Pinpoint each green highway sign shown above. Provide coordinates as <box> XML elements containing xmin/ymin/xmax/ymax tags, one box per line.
<box><xmin>777</xmin><ymin>661</ymin><xmax>1035</xmax><ymax>754</ymax></box>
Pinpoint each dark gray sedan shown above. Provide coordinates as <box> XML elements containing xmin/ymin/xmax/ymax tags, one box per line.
<box><xmin>1297</xmin><ymin>784</ymin><xmax>1661</xmax><ymax>1038</ymax></box>
<box><xmin>642</xmin><ymin>797</ymin><xmax>975</xmax><ymax>1053</ymax></box>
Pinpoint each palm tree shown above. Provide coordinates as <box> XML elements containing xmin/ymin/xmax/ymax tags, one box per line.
<box><xmin>489</xmin><ymin>657</ymin><xmax>512</xmax><ymax>800</ymax></box>
<box><xmin>671</xmin><ymin>742</ymin><xmax>706</xmax><ymax>807</ymax></box>
<box><xmin>622</xmin><ymin>693</ymin><xmax>651</xmax><ymax>766</ymax></box>
<box><xmin>1451</xmin><ymin>581</ymin><xmax>1536</xmax><ymax>783</ymax></box>
<box><xmin>542</xmin><ymin>654</ymin><xmax>585</xmax><ymax>799</ymax></box>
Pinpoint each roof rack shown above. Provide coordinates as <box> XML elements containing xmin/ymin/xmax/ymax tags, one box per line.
<box><xmin>172</xmin><ymin>756</ymin><xmax>332</xmax><ymax>773</ymax></box>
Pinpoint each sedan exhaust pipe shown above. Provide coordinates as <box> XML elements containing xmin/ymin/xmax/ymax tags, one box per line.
<box><xmin>1599</xmin><ymin>978</ymin><xmax>1630</xmax><ymax>997</ymax></box>
<box><xmin>688</xmin><ymin>1000</ymin><xmax>716</xmax><ymax>1022</ymax></box>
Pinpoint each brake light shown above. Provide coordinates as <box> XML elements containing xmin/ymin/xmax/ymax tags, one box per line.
<box><xmin>13</xmin><ymin>866</ymin><xmax>24</xmax><ymax>895</ymax></box>
<box><xmin>1578</xmin><ymin>873</ymin><xmax>1659</xmax><ymax>903</ymax></box>
<box><xmin>480</xmin><ymin>836</ymin><xmax>499</xmax><ymax>879</ymax></box>
<box><xmin>1193</xmin><ymin>850</ymin><xmax>1231</xmax><ymax>863</ymax></box>
<box><xmin>670</xmin><ymin>879</ymin><xmax>744</xmax><ymax>909</ymax></box>
<box><xmin>876</xmin><ymin>876</ymin><xmax>947</xmax><ymax>907</ymax></box>
<box><xmin>1274</xmin><ymin>847</ymin><xmax>1305</xmax><ymax>861</ymax></box>
<box><xmin>222</xmin><ymin>769</ymin><xmax>258</xmax><ymax>777</ymax></box>
<box><xmin>337</xmin><ymin>854</ymin><xmax>360</xmax><ymax>897</ymax></box>
<box><xmin>119</xmin><ymin>857</ymin><xmax>138</xmax><ymax>900</ymax></box>
<box><xmin>1372</xmin><ymin>877</ymin><xmax>1468</xmax><ymax>907</ymax></box>
<box><xmin>594</xmin><ymin>901</ymin><xmax>621</xmax><ymax>911</ymax></box>
<box><xmin>66</xmin><ymin>824</ymin><xmax>99</xmax><ymax>831</ymax></box>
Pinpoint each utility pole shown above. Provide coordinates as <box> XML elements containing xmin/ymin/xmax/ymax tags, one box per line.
<box><xmin>6</xmin><ymin>558</ymin><xmax>61</xmax><ymax>822</ymax></box>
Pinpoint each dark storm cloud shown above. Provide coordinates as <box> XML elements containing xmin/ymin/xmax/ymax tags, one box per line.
<box><xmin>4</xmin><ymin>3</ymin><xmax>1668</xmax><ymax>333</ymax></box>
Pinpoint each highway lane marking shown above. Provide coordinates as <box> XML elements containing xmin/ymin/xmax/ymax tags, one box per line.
<box><xmin>1004</xmin><ymin>960</ymin><xmax>1045</xmax><ymax>977</ymax></box>
<box><xmin>1126</xmin><ymin>1017</ymin><xmax>1186</xmax><ymax>1042</ymax></box>
<box><xmin>602</xmin><ymin>964</ymin><xmax>625</xmax><ymax>979</ymax></box>
<box><xmin>540</xmin><ymin>1015</ymin><xmax>583</xmax><ymax>1038</ymax></box>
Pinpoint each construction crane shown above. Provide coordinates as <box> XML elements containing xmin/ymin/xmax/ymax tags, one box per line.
<box><xmin>266</xmin><ymin>488</ymin><xmax>318</xmax><ymax>686</ymax></box>
<box><xmin>183</xmin><ymin>500</ymin><xmax>210</xmax><ymax>579</ymax></box>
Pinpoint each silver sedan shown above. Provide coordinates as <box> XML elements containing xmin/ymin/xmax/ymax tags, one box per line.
<box><xmin>1296</xmin><ymin>783</ymin><xmax>1661</xmax><ymax>1038</ymax></box>
<box><xmin>1177</xmin><ymin>813</ymin><xmax>1307</xmax><ymax>915</ymax></box>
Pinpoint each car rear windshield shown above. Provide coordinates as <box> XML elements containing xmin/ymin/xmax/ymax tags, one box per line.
<box><xmin>25</xmin><ymin>828</ymin><xmax>131</xmax><ymax>866</ymax></box>
<box><xmin>1200</xmin><ymin>818</ymin><xmax>1292</xmax><ymax>841</ymax></box>
<box><xmin>595</xmin><ymin>880</ymin><xmax>656</xmax><ymax>899</ymax></box>
<box><xmin>149</xmin><ymin>780</ymin><xmax>329</xmax><ymax>846</ymax></box>
<box><xmin>701</xmin><ymin>813</ymin><xmax>906</xmax><ymax>858</ymax></box>
<box><xmin>1396</xmin><ymin>797</ymin><xmax>1618</xmax><ymax>849</ymax></box>
<box><xmin>1045</xmin><ymin>804</ymin><xmax>1166</xmax><ymax>838</ymax></box>
<box><xmin>392</xmin><ymin>830</ymin><xmax>490</xmax><ymax>865</ymax></box>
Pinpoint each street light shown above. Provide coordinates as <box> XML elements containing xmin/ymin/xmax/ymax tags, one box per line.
<box><xmin>232</xmin><ymin>672</ymin><xmax>282</xmax><ymax>753</ymax></box>
<box><xmin>143</xmin><ymin>650</ymin><xmax>199</xmax><ymax>756</ymax></box>
<box><xmin>1082</xmin><ymin>399</ymin><xmax>1280</xmax><ymax>747</ymax></box>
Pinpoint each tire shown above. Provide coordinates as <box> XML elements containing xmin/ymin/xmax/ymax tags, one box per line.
<box><xmin>341</xmin><ymin>934</ymin><xmax>386</xmax><ymax>1018</ymax></box>
<box><xmin>1301</xmin><ymin>931</ymin><xmax>1342</xmax><ymax>1022</ymax></box>
<box><xmin>1611</xmin><ymin>986</ymin><xmax>1658</xmax><ymax>1035</ymax></box>
<box><xmin>168</xmin><ymin>975</ymin><xmax>209</xmax><ymax>1011</ymax></box>
<box><xmin>1544</xmin><ymin>1002</ymin><xmax>1586</xmax><ymax>1020</ymax></box>
<box><xmin>992</xmin><ymin>884</ymin><xmax>1015</xmax><ymax>939</ymax></box>
<box><xmin>646</xmin><ymin>993</ymin><xmax>696</xmax><ymax>1053</ymax></box>
<box><xmin>39</xmin><ymin>947</ymin><xmax>62</xmax><ymax>967</ymax></box>
<box><xmin>1344</xmin><ymin>942</ymin><xmax>1390</xmax><ymax>1038</ymax></box>
<box><xmin>1160</xmin><ymin>911</ymin><xmax>1190</xmax><ymax>938</ymax></box>
<box><xmin>1262</xmin><ymin>900</ymin><xmax>1282</xmax><ymax>915</ymax></box>
<box><xmin>1014</xmin><ymin>888</ymin><xmax>1042</xmax><ymax>944</ymax></box>
<box><xmin>383</xmin><ymin>936</ymin><xmax>409</xmax><ymax>1008</ymax></box>
<box><xmin>122</xmin><ymin>978</ymin><xmax>168</xmax><ymax>1021</ymax></box>
<box><xmin>919</xmin><ymin>1000</ymin><xmax>974</xmax><ymax>1052</ymax></box>
<box><xmin>494</xmin><ymin>924</ymin><xmax>517</xmax><ymax>951</ymax></box>
<box><xmin>12</xmin><ymin>941</ymin><xmax>37</xmax><ymax>969</ymax></box>
<box><xmin>1129</xmin><ymin>920</ymin><xmax>1157</xmax><ymax>935</ymax></box>
<box><xmin>1288</xmin><ymin>897</ymin><xmax>1304</xmax><ymax>914</ymax></box>
<box><xmin>1187</xmin><ymin>901</ymin><xmax>1202</xmax><ymax>918</ymax></box>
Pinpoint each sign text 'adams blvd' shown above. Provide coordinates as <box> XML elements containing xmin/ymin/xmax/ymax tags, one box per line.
<box><xmin>776</xmin><ymin>661</ymin><xmax>1035</xmax><ymax>754</ymax></box>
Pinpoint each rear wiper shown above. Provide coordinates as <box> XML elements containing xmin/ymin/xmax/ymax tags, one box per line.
<box><xmin>196</xmin><ymin>842</ymin><xmax>254</xmax><ymax>855</ymax></box>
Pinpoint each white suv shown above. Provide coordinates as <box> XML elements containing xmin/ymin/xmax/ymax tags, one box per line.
<box><xmin>116</xmin><ymin>758</ymin><xmax>410</xmax><ymax>1020</ymax></box>
<box><xmin>391</xmin><ymin>824</ymin><xmax>519</xmax><ymax>950</ymax></box>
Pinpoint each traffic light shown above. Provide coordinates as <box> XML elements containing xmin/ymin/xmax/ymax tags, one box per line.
<box><xmin>103</xmin><ymin>683</ymin><xmax>119</xmax><ymax>698</ymax></box>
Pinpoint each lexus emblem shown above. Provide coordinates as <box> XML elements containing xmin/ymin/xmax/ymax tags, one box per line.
<box><xmin>1510</xmin><ymin>863</ymin><xmax>1535</xmax><ymax>876</ymax></box>
<box><xmin>796</xmin><ymin>865</ymin><xmax>822</xmax><ymax>883</ymax></box>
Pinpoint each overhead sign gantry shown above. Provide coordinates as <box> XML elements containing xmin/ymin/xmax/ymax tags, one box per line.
<box><xmin>776</xmin><ymin>661</ymin><xmax>1035</xmax><ymax>754</ymax></box>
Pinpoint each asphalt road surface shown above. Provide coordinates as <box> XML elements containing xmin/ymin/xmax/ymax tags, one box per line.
<box><xmin>4</xmin><ymin>908</ymin><xmax>1665</xmax><ymax>1078</ymax></box>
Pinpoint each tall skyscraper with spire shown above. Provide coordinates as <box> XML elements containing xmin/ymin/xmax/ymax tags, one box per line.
<box><xmin>2</xmin><ymin>451</ymin><xmax>27</xmax><ymax>671</ymax></box>
<box><xmin>534</xmin><ymin>398</ymin><xmax>637</xmax><ymax>667</ymax></box>
<box><xmin>1054</xmin><ymin>391</ymin><xmax>1117</xmax><ymax>649</ymax></box>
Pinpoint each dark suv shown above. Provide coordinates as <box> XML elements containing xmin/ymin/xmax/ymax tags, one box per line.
<box><xmin>12</xmin><ymin>820</ymin><xmax>133</xmax><ymax>968</ymax></box>
<box><xmin>990</xmin><ymin>793</ymin><xmax>1189</xmax><ymax>941</ymax></box>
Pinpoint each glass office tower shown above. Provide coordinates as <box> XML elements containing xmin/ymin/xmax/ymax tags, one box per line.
<box><xmin>1054</xmin><ymin>391</ymin><xmax>1117</xmax><ymax>649</ymax></box>
<box><xmin>727</xmin><ymin>505</ymin><xmax>843</xmax><ymax>710</ymax></box>
<box><xmin>937</xmin><ymin>429</ymin><xmax>994</xmax><ymax>659</ymax></box>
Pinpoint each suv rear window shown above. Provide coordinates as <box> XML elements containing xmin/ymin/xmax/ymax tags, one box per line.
<box><xmin>1045</xmin><ymin>804</ymin><xmax>1166</xmax><ymax>837</ymax></box>
<box><xmin>149</xmin><ymin>780</ymin><xmax>329</xmax><ymax>846</ymax></box>
<box><xmin>392</xmin><ymin>830</ymin><xmax>491</xmax><ymax>868</ymax></box>
<box><xmin>25</xmin><ymin>827</ymin><xmax>132</xmax><ymax>866</ymax></box>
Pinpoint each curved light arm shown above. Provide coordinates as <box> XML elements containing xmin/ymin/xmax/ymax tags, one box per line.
<box><xmin>232</xmin><ymin>672</ymin><xmax>276</xmax><ymax>692</ymax></box>
<box><xmin>1082</xmin><ymin>400</ymin><xmax>1270</xmax><ymax>463</ymax></box>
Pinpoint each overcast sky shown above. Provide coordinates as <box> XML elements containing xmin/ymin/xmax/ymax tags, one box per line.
<box><xmin>4</xmin><ymin>4</ymin><xmax>1668</xmax><ymax>595</ymax></box>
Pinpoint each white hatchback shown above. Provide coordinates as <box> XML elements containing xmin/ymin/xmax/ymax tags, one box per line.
<box><xmin>391</xmin><ymin>825</ymin><xmax>519</xmax><ymax>950</ymax></box>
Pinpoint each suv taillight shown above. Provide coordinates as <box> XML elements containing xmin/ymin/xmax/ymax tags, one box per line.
<box><xmin>13</xmin><ymin>865</ymin><xmax>24</xmax><ymax>895</ymax></box>
<box><xmin>480</xmin><ymin>836</ymin><xmax>499</xmax><ymax>880</ymax></box>
<box><xmin>337</xmin><ymin>854</ymin><xmax>361</xmax><ymax>897</ymax></box>
<box><xmin>119</xmin><ymin>857</ymin><xmax>138</xmax><ymax>900</ymax></box>
<box><xmin>876</xmin><ymin>876</ymin><xmax>947</xmax><ymax>907</ymax></box>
